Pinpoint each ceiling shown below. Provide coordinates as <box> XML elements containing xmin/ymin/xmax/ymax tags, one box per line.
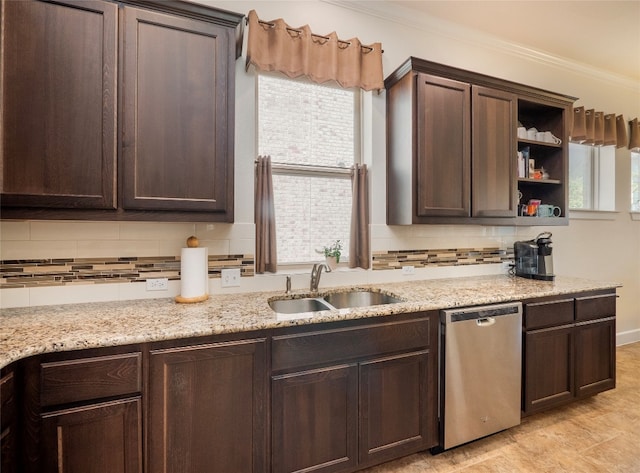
<box><xmin>386</xmin><ymin>0</ymin><xmax>640</xmax><ymax>83</ymax></box>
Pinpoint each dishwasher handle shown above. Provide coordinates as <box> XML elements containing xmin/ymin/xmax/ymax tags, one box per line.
<box><xmin>476</xmin><ymin>317</ymin><xmax>495</xmax><ymax>327</ymax></box>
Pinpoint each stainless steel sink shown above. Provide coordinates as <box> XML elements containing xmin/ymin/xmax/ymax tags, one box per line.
<box><xmin>322</xmin><ymin>290</ymin><xmax>403</xmax><ymax>309</ymax></box>
<box><xmin>268</xmin><ymin>297</ymin><xmax>332</xmax><ymax>314</ymax></box>
<box><xmin>269</xmin><ymin>289</ymin><xmax>402</xmax><ymax>314</ymax></box>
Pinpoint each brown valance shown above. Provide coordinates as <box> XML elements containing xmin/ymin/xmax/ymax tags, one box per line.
<box><xmin>246</xmin><ymin>10</ymin><xmax>384</xmax><ymax>92</ymax></box>
<box><xmin>571</xmin><ymin>106</ymin><xmax>637</xmax><ymax>150</ymax></box>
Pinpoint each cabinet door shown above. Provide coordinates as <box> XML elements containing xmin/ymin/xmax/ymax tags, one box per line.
<box><xmin>471</xmin><ymin>86</ymin><xmax>517</xmax><ymax>217</ymax></box>
<box><xmin>523</xmin><ymin>325</ymin><xmax>574</xmax><ymax>414</ymax></box>
<box><xmin>575</xmin><ymin>318</ymin><xmax>616</xmax><ymax>398</ymax></box>
<box><xmin>41</xmin><ymin>397</ymin><xmax>142</xmax><ymax>473</ymax></box>
<box><xmin>416</xmin><ymin>74</ymin><xmax>471</xmax><ymax>217</ymax></box>
<box><xmin>272</xmin><ymin>365</ymin><xmax>358</xmax><ymax>473</ymax></box>
<box><xmin>359</xmin><ymin>350</ymin><xmax>434</xmax><ymax>467</ymax></box>
<box><xmin>121</xmin><ymin>7</ymin><xmax>233</xmax><ymax>216</ymax></box>
<box><xmin>1</xmin><ymin>370</ymin><xmax>16</xmax><ymax>473</ymax></box>
<box><xmin>148</xmin><ymin>339</ymin><xmax>267</xmax><ymax>473</ymax></box>
<box><xmin>1</xmin><ymin>0</ymin><xmax>117</xmax><ymax>210</ymax></box>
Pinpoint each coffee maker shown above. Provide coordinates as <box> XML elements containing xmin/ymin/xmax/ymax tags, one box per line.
<box><xmin>514</xmin><ymin>232</ymin><xmax>554</xmax><ymax>281</ymax></box>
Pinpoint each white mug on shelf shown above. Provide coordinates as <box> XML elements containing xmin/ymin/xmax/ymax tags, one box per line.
<box><xmin>543</xmin><ymin>131</ymin><xmax>562</xmax><ymax>144</ymax></box>
<box><xmin>517</xmin><ymin>126</ymin><xmax>527</xmax><ymax>139</ymax></box>
<box><xmin>526</xmin><ymin>127</ymin><xmax>538</xmax><ymax>140</ymax></box>
<box><xmin>535</xmin><ymin>131</ymin><xmax>546</xmax><ymax>141</ymax></box>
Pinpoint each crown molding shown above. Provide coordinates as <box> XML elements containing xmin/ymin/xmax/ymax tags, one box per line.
<box><xmin>322</xmin><ymin>0</ymin><xmax>638</xmax><ymax>92</ymax></box>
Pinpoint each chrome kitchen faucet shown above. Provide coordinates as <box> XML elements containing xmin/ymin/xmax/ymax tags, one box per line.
<box><xmin>310</xmin><ymin>263</ymin><xmax>331</xmax><ymax>292</ymax></box>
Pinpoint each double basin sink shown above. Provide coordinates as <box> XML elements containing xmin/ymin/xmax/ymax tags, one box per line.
<box><xmin>269</xmin><ymin>289</ymin><xmax>403</xmax><ymax>314</ymax></box>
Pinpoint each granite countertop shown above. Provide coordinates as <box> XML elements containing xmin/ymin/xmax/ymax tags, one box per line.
<box><xmin>0</xmin><ymin>274</ymin><xmax>620</xmax><ymax>369</ymax></box>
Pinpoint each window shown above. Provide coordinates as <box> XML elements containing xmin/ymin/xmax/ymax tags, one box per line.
<box><xmin>631</xmin><ymin>151</ymin><xmax>640</xmax><ymax>212</ymax></box>
<box><xmin>568</xmin><ymin>143</ymin><xmax>615</xmax><ymax>211</ymax></box>
<box><xmin>257</xmin><ymin>74</ymin><xmax>359</xmax><ymax>264</ymax></box>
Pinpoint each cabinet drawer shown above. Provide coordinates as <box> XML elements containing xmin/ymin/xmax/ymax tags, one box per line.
<box><xmin>524</xmin><ymin>299</ymin><xmax>574</xmax><ymax>330</ymax></box>
<box><xmin>273</xmin><ymin>317</ymin><xmax>432</xmax><ymax>372</ymax></box>
<box><xmin>41</xmin><ymin>352</ymin><xmax>142</xmax><ymax>407</ymax></box>
<box><xmin>575</xmin><ymin>294</ymin><xmax>616</xmax><ymax>322</ymax></box>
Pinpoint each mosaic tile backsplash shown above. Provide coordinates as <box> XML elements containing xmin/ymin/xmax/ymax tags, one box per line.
<box><xmin>1</xmin><ymin>247</ymin><xmax>512</xmax><ymax>289</ymax></box>
<box><xmin>1</xmin><ymin>255</ymin><xmax>255</xmax><ymax>289</ymax></box>
<box><xmin>372</xmin><ymin>247</ymin><xmax>513</xmax><ymax>270</ymax></box>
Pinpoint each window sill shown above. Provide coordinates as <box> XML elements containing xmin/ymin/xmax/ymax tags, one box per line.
<box><xmin>268</xmin><ymin>263</ymin><xmax>362</xmax><ymax>275</ymax></box>
<box><xmin>630</xmin><ymin>212</ymin><xmax>640</xmax><ymax>221</ymax></box>
<box><xmin>568</xmin><ymin>209</ymin><xmax>619</xmax><ymax>221</ymax></box>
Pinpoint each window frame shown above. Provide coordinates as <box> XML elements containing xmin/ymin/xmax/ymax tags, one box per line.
<box><xmin>256</xmin><ymin>72</ymin><xmax>362</xmax><ymax>267</ymax></box>
<box><xmin>631</xmin><ymin>151</ymin><xmax>640</xmax><ymax>211</ymax></box>
<box><xmin>568</xmin><ymin>142</ymin><xmax>616</xmax><ymax>217</ymax></box>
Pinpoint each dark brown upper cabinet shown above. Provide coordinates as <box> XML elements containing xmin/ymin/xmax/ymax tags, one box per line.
<box><xmin>0</xmin><ymin>0</ymin><xmax>118</xmax><ymax>210</ymax></box>
<box><xmin>385</xmin><ymin>57</ymin><xmax>575</xmax><ymax>226</ymax></box>
<box><xmin>471</xmin><ymin>86</ymin><xmax>518</xmax><ymax>218</ymax></box>
<box><xmin>1</xmin><ymin>0</ymin><xmax>243</xmax><ymax>222</ymax></box>
<box><xmin>414</xmin><ymin>74</ymin><xmax>471</xmax><ymax>218</ymax></box>
<box><xmin>121</xmin><ymin>6</ymin><xmax>233</xmax><ymax>214</ymax></box>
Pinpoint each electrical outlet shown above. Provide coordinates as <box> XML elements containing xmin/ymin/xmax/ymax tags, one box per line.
<box><xmin>146</xmin><ymin>278</ymin><xmax>169</xmax><ymax>291</ymax></box>
<box><xmin>402</xmin><ymin>265</ymin><xmax>415</xmax><ymax>275</ymax></box>
<box><xmin>221</xmin><ymin>268</ymin><xmax>241</xmax><ymax>287</ymax></box>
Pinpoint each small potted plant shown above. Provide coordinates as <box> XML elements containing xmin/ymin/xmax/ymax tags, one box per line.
<box><xmin>318</xmin><ymin>240</ymin><xmax>342</xmax><ymax>270</ymax></box>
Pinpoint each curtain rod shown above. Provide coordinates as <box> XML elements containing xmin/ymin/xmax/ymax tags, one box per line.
<box><xmin>247</xmin><ymin>16</ymin><xmax>381</xmax><ymax>53</ymax></box>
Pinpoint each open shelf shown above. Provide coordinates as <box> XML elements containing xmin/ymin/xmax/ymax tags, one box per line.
<box><xmin>517</xmin><ymin>138</ymin><xmax>562</xmax><ymax>148</ymax></box>
<box><xmin>518</xmin><ymin>178</ymin><xmax>562</xmax><ymax>185</ymax></box>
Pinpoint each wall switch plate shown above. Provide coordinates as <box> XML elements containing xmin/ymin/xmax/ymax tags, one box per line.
<box><xmin>402</xmin><ymin>265</ymin><xmax>415</xmax><ymax>275</ymax></box>
<box><xmin>146</xmin><ymin>278</ymin><xmax>169</xmax><ymax>291</ymax></box>
<box><xmin>221</xmin><ymin>268</ymin><xmax>241</xmax><ymax>287</ymax></box>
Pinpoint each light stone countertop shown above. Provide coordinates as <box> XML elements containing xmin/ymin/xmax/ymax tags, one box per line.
<box><xmin>0</xmin><ymin>274</ymin><xmax>620</xmax><ymax>369</ymax></box>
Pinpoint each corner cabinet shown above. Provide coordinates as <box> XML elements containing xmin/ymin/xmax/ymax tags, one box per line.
<box><xmin>0</xmin><ymin>0</ymin><xmax>242</xmax><ymax>222</ymax></box>
<box><xmin>20</xmin><ymin>348</ymin><xmax>144</xmax><ymax>473</ymax></box>
<box><xmin>385</xmin><ymin>57</ymin><xmax>575</xmax><ymax>226</ymax></box>
<box><xmin>1</xmin><ymin>367</ymin><xmax>17</xmax><ymax>473</ymax></box>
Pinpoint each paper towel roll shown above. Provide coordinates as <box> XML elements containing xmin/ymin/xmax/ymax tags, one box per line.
<box><xmin>176</xmin><ymin>247</ymin><xmax>209</xmax><ymax>303</ymax></box>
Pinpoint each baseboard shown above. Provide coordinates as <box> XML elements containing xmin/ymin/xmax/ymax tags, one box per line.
<box><xmin>616</xmin><ymin>329</ymin><xmax>640</xmax><ymax>346</ymax></box>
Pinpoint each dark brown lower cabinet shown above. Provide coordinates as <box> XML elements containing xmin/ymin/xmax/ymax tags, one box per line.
<box><xmin>271</xmin><ymin>314</ymin><xmax>438</xmax><ymax>473</ymax></box>
<box><xmin>1</xmin><ymin>368</ymin><xmax>16</xmax><ymax>473</ymax></box>
<box><xmin>272</xmin><ymin>365</ymin><xmax>359</xmax><ymax>473</ymax></box>
<box><xmin>522</xmin><ymin>291</ymin><xmax>616</xmax><ymax>415</ymax></box>
<box><xmin>41</xmin><ymin>397</ymin><xmax>142</xmax><ymax>473</ymax></box>
<box><xmin>575</xmin><ymin>318</ymin><xmax>616</xmax><ymax>397</ymax></box>
<box><xmin>524</xmin><ymin>325</ymin><xmax>574</xmax><ymax>413</ymax></box>
<box><xmin>359</xmin><ymin>350</ymin><xmax>432</xmax><ymax>468</ymax></box>
<box><xmin>148</xmin><ymin>338</ymin><xmax>267</xmax><ymax>473</ymax></box>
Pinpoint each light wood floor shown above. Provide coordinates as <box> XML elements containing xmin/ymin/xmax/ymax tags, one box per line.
<box><xmin>363</xmin><ymin>342</ymin><xmax>640</xmax><ymax>473</ymax></box>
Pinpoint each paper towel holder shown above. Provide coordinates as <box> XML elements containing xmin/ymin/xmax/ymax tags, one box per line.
<box><xmin>175</xmin><ymin>236</ymin><xmax>210</xmax><ymax>304</ymax></box>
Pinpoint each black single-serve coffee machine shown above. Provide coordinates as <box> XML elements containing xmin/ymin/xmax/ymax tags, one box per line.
<box><xmin>514</xmin><ymin>232</ymin><xmax>555</xmax><ymax>281</ymax></box>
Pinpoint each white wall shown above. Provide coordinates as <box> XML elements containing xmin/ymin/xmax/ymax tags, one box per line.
<box><xmin>2</xmin><ymin>0</ymin><xmax>638</xmax><ymax>343</ymax></box>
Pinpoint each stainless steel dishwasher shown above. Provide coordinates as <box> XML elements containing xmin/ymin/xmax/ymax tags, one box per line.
<box><xmin>440</xmin><ymin>302</ymin><xmax>522</xmax><ymax>450</ymax></box>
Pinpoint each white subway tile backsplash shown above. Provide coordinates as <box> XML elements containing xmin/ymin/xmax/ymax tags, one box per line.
<box><xmin>1</xmin><ymin>240</ymin><xmax>77</xmax><ymax>260</ymax></box>
<box><xmin>30</xmin><ymin>221</ymin><xmax>119</xmax><ymax>241</ymax></box>
<box><xmin>195</xmin><ymin>222</ymin><xmax>254</xmax><ymax>240</ymax></box>
<box><xmin>229</xmin><ymin>238</ymin><xmax>255</xmax><ymax>255</ymax></box>
<box><xmin>0</xmin><ymin>221</ymin><xmax>30</xmax><ymax>240</ymax></box>
<box><xmin>118</xmin><ymin>280</ymin><xmax>180</xmax><ymax>301</ymax></box>
<box><xmin>0</xmin><ymin>287</ymin><xmax>30</xmax><ymax>308</ymax></box>
<box><xmin>76</xmin><ymin>240</ymin><xmax>160</xmax><ymax>258</ymax></box>
<box><xmin>119</xmin><ymin>222</ymin><xmax>196</xmax><ymax>240</ymax></box>
<box><xmin>157</xmin><ymin>239</ymin><xmax>191</xmax><ymax>257</ymax></box>
<box><xmin>198</xmin><ymin>239</ymin><xmax>231</xmax><ymax>255</ymax></box>
<box><xmin>28</xmin><ymin>283</ymin><xmax>120</xmax><ymax>307</ymax></box>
